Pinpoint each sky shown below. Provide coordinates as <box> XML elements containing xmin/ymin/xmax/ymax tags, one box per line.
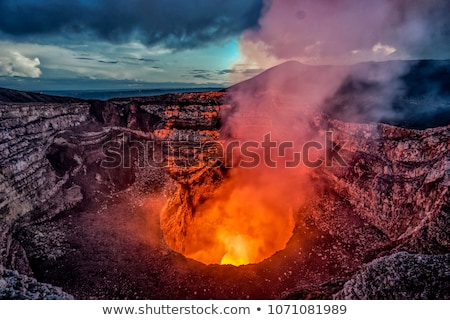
<box><xmin>0</xmin><ymin>0</ymin><xmax>263</xmax><ymax>90</ymax></box>
<box><xmin>0</xmin><ymin>0</ymin><xmax>449</xmax><ymax>91</ymax></box>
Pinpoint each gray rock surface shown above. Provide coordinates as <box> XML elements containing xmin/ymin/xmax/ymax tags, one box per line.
<box><xmin>0</xmin><ymin>264</ymin><xmax>73</xmax><ymax>299</ymax></box>
<box><xmin>319</xmin><ymin>119</ymin><xmax>450</xmax><ymax>243</ymax></box>
<box><xmin>0</xmin><ymin>103</ymin><xmax>90</xmax><ymax>271</ymax></box>
<box><xmin>333</xmin><ymin>252</ymin><xmax>450</xmax><ymax>299</ymax></box>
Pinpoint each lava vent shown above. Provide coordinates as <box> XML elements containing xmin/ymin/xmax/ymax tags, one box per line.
<box><xmin>160</xmin><ymin>169</ymin><xmax>299</xmax><ymax>266</ymax></box>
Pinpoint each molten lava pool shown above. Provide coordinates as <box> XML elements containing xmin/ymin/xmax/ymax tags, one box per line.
<box><xmin>164</xmin><ymin>179</ymin><xmax>296</xmax><ymax>266</ymax></box>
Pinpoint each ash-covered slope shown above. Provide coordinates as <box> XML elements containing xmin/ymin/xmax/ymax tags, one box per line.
<box><xmin>229</xmin><ymin>60</ymin><xmax>450</xmax><ymax>129</ymax></box>
<box><xmin>324</xmin><ymin>60</ymin><xmax>450</xmax><ymax>129</ymax></box>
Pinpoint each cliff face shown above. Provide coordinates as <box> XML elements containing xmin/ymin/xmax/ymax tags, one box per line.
<box><xmin>0</xmin><ymin>86</ymin><xmax>449</xmax><ymax>299</ymax></box>
<box><xmin>0</xmin><ymin>103</ymin><xmax>90</xmax><ymax>272</ymax></box>
<box><xmin>312</xmin><ymin>118</ymin><xmax>450</xmax><ymax>252</ymax></box>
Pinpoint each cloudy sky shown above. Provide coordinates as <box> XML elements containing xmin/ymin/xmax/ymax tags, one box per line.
<box><xmin>0</xmin><ymin>0</ymin><xmax>449</xmax><ymax>91</ymax></box>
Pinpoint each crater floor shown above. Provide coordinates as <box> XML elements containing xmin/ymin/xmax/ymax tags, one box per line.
<box><xmin>18</xmin><ymin>184</ymin><xmax>364</xmax><ymax>299</ymax></box>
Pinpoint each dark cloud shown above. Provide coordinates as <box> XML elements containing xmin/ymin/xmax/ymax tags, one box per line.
<box><xmin>218</xmin><ymin>69</ymin><xmax>233</xmax><ymax>75</ymax></box>
<box><xmin>182</xmin><ymin>70</ymin><xmax>216</xmax><ymax>80</ymax></box>
<box><xmin>191</xmin><ymin>69</ymin><xmax>209</xmax><ymax>74</ymax></box>
<box><xmin>190</xmin><ymin>68</ymin><xmax>265</xmax><ymax>80</ymax></box>
<box><xmin>98</xmin><ymin>60</ymin><xmax>119</xmax><ymax>64</ymax></box>
<box><xmin>217</xmin><ymin>68</ymin><xmax>264</xmax><ymax>77</ymax></box>
<box><xmin>137</xmin><ymin>58</ymin><xmax>158</xmax><ymax>63</ymax></box>
<box><xmin>75</xmin><ymin>57</ymin><xmax>119</xmax><ymax>64</ymax></box>
<box><xmin>193</xmin><ymin>74</ymin><xmax>211</xmax><ymax>79</ymax></box>
<box><xmin>119</xmin><ymin>57</ymin><xmax>160</xmax><ymax>66</ymax></box>
<box><xmin>0</xmin><ymin>0</ymin><xmax>263</xmax><ymax>50</ymax></box>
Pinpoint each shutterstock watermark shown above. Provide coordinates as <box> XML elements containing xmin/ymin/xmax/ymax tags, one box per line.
<box><xmin>100</xmin><ymin>132</ymin><xmax>348</xmax><ymax>169</ymax></box>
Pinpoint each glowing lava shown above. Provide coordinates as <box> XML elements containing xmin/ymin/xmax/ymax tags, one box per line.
<box><xmin>182</xmin><ymin>181</ymin><xmax>296</xmax><ymax>266</ymax></box>
<box><xmin>219</xmin><ymin>234</ymin><xmax>252</xmax><ymax>266</ymax></box>
<box><xmin>160</xmin><ymin>159</ymin><xmax>308</xmax><ymax>267</ymax></box>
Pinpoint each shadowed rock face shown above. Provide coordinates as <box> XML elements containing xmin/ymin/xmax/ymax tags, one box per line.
<box><xmin>0</xmin><ymin>59</ymin><xmax>449</xmax><ymax>300</ymax></box>
<box><xmin>0</xmin><ymin>265</ymin><xmax>73</xmax><ymax>300</ymax></box>
<box><xmin>0</xmin><ymin>102</ymin><xmax>90</xmax><ymax>273</ymax></box>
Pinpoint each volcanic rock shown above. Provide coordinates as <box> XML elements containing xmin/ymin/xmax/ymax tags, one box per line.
<box><xmin>311</xmin><ymin>118</ymin><xmax>450</xmax><ymax>251</ymax></box>
<box><xmin>333</xmin><ymin>252</ymin><xmax>450</xmax><ymax>299</ymax></box>
<box><xmin>0</xmin><ymin>264</ymin><xmax>73</xmax><ymax>299</ymax></box>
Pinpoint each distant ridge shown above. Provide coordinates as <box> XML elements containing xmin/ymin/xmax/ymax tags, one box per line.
<box><xmin>225</xmin><ymin>60</ymin><xmax>344</xmax><ymax>93</ymax></box>
<box><xmin>226</xmin><ymin>59</ymin><xmax>450</xmax><ymax>129</ymax></box>
<box><xmin>2</xmin><ymin>59</ymin><xmax>449</xmax><ymax>129</ymax></box>
<box><xmin>227</xmin><ymin>59</ymin><xmax>450</xmax><ymax>95</ymax></box>
<box><xmin>0</xmin><ymin>87</ymin><xmax>84</xmax><ymax>103</ymax></box>
<box><xmin>0</xmin><ymin>87</ymin><xmax>224</xmax><ymax>102</ymax></box>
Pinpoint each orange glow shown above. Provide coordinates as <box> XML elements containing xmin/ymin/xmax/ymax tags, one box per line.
<box><xmin>219</xmin><ymin>235</ymin><xmax>251</xmax><ymax>266</ymax></box>
<box><xmin>182</xmin><ymin>179</ymin><xmax>296</xmax><ymax>266</ymax></box>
